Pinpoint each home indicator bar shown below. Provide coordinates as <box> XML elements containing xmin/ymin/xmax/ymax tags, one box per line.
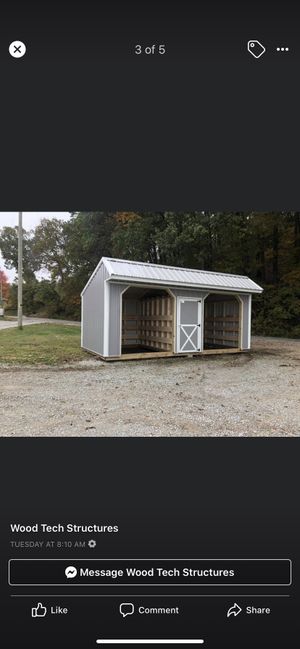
<box><xmin>96</xmin><ymin>642</ymin><xmax>205</xmax><ymax>645</ymax></box>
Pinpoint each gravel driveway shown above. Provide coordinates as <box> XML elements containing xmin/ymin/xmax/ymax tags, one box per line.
<box><xmin>0</xmin><ymin>337</ymin><xmax>299</xmax><ymax>437</ymax></box>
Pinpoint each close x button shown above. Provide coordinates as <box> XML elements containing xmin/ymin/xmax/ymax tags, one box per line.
<box><xmin>9</xmin><ymin>41</ymin><xmax>26</xmax><ymax>58</ymax></box>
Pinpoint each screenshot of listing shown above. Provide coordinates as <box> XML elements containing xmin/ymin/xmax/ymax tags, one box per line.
<box><xmin>0</xmin><ymin>1</ymin><xmax>299</xmax><ymax>648</ymax></box>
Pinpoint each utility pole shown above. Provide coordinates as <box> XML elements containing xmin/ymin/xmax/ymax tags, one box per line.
<box><xmin>18</xmin><ymin>211</ymin><xmax>23</xmax><ymax>329</ymax></box>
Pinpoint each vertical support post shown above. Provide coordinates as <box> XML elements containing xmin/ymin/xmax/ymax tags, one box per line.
<box><xmin>248</xmin><ymin>294</ymin><xmax>252</xmax><ymax>349</ymax></box>
<box><xmin>103</xmin><ymin>280</ymin><xmax>110</xmax><ymax>356</ymax></box>
<box><xmin>18</xmin><ymin>211</ymin><xmax>23</xmax><ymax>329</ymax></box>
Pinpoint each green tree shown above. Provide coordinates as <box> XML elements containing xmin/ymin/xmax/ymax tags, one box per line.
<box><xmin>33</xmin><ymin>218</ymin><xmax>70</xmax><ymax>283</ymax></box>
<box><xmin>32</xmin><ymin>280</ymin><xmax>62</xmax><ymax>317</ymax></box>
<box><xmin>0</xmin><ymin>226</ymin><xmax>37</xmax><ymax>281</ymax></box>
<box><xmin>65</xmin><ymin>212</ymin><xmax>116</xmax><ymax>286</ymax></box>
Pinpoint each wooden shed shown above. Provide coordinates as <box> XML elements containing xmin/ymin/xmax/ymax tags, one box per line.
<box><xmin>81</xmin><ymin>258</ymin><xmax>263</xmax><ymax>361</ymax></box>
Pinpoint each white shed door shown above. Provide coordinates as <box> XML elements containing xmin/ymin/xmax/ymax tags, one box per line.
<box><xmin>177</xmin><ymin>298</ymin><xmax>202</xmax><ymax>353</ymax></box>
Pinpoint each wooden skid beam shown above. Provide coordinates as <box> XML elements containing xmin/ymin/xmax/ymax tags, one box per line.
<box><xmin>97</xmin><ymin>348</ymin><xmax>244</xmax><ymax>362</ymax></box>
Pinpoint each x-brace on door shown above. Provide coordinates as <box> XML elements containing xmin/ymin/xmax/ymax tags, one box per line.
<box><xmin>177</xmin><ymin>298</ymin><xmax>202</xmax><ymax>353</ymax></box>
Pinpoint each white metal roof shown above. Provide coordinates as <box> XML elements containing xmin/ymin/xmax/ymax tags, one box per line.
<box><xmin>96</xmin><ymin>257</ymin><xmax>263</xmax><ymax>294</ymax></box>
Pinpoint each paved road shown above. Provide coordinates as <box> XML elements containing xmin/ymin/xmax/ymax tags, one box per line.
<box><xmin>0</xmin><ymin>317</ymin><xmax>80</xmax><ymax>330</ymax></box>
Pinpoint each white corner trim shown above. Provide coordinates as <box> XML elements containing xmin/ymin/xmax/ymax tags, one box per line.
<box><xmin>81</xmin><ymin>295</ymin><xmax>83</xmax><ymax>348</ymax></box>
<box><xmin>235</xmin><ymin>294</ymin><xmax>243</xmax><ymax>350</ymax></box>
<box><xmin>201</xmin><ymin>294</ymin><xmax>210</xmax><ymax>351</ymax></box>
<box><xmin>119</xmin><ymin>285</ymin><xmax>130</xmax><ymax>356</ymax></box>
<box><xmin>103</xmin><ymin>280</ymin><xmax>110</xmax><ymax>356</ymax></box>
<box><xmin>248</xmin><ymin>293</ymin><xmax>252</xmax><ymax>349</ymax></box>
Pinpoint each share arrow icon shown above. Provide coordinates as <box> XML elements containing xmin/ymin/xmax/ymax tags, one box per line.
<box><xmin>227</xmin><ymin>603</ymin><xmax>242</xmax><ymax>618</ymax></box>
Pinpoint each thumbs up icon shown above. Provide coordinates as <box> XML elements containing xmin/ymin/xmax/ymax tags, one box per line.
<box><xmin>31</xmin><ymin>602</ymin><xmax>47</xmax><ymax>618</ymax></box>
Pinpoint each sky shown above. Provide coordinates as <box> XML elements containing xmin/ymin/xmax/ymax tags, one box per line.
<box><xmin>0</xmin><ymin>212</ymin><xmax>71</xmax><ymax>282</ymax></box>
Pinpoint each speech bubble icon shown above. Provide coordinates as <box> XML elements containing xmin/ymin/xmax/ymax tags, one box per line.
<box><xmin>119</xmin><ymin>602</ymin><xmax>135</xmax><ymax>618</ymax></box>
<box><xmin>65</xmin><ymin>566</ymin><xmax>78</xmax><ymax>579</ymax></box>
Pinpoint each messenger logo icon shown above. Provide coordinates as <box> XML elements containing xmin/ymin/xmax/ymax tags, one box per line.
<box><xmin>65</xmin><ymin>566</ymin><xmax>78</xmax><ymax>579</ymax></box>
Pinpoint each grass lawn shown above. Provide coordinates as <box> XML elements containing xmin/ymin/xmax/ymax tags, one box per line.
<box><xmin>0</xmin><ymin>324</ymin><xmax>88</xmax><ymax>365</ymax></box>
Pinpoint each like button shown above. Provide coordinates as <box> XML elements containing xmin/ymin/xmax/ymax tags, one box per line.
<box><xmin>31</xmin><ymin>602</ymin><xmax>47</xmax><ymax>618</ymax></box>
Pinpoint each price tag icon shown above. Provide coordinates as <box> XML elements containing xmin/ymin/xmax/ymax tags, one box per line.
<box><xmin>247</xmin><ymin>40</ymin><xmax>266</xmax><ymax>59</ymax></box>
